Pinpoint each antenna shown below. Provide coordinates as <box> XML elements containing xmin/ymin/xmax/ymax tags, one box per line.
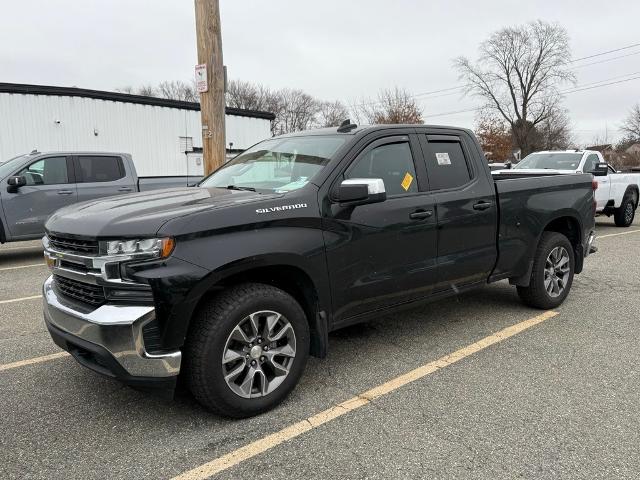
<box><xmin>337</xmin><ymin>119</ymin><xmax>357</xmax><ymax>133</ymax></box>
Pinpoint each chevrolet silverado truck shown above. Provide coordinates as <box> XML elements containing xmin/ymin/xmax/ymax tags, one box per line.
<box><xmin>0</xmin><ymin>151</ymin><xmax>201</xmax><ymax>243</ymax></box>
<box><xmin>502</xmin><ymin>150</ymin><xmax>640</xmax><ymax>227</ymax></box>
<box><xmin>42</xmin><ymin>123</ymin><xmax>596</xmax><ymax>418</ymax></box>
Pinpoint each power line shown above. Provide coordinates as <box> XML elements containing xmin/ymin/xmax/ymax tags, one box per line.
<box><xmin>564</xmin><ymin>75</ymin><xmax>640</xmax><ymax>94</ymax></box>
<box><xmin>568</xmin><ymin>43</ymin><xmax>640</xmax><ymax>63</ymax></box>
<box><xmin>422</xmin><ymin>74</ymin><xmax>640</xmax><ymax>119</ymax></box>
<box><xmin>561</xmin><ymin>71</ymin><xmax>640</xmax><ymax>93</ymax></box>
<box><xmin>354</xmin><ymin>42</ymin><xmax>640</xmax><ymax>108</ymax></box>
<box><xmin>572</xmin><ymin>50</ymin><xmax>640</xmax><ymax>70</ymax></box>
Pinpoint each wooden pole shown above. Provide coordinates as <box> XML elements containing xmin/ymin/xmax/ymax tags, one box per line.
<box><xmin>194</xmin><ymin>0</ymin><xmax>225</xmax><ymax>175</ymax></box>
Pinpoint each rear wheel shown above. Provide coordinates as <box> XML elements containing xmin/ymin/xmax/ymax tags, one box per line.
<box><xmin>185</xmin><ymin>283</ymin><xmax>309</xmax><ymax>418</ymax></box>
<box><xmin>517</xmin><ymin>232</ymin><xmax>575</xmax><ymax>309</ymax></box>
<box><xmin>614</xmin><ymin>192</ymin><xmax>637</xmax><ymax>227</ymax></box>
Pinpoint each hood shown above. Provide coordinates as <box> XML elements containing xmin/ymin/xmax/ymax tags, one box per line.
<box><xmin>45</xmin><ymin>187</ymin><xmax>280</xmax><ymax>238</ymax></box>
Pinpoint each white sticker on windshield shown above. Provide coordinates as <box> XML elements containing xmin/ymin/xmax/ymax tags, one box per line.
<box><xmin>436</xmin><ymin>152</ymin><xmax>451</xmax><ymax>165</ymax></box>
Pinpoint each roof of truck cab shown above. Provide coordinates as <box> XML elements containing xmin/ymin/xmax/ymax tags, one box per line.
<box><xmin>274</xmin><ymin>124</ymin><xmax>475</xmax><ymax>138</ymax></box>
<box><xmin>20</xmin><ymin>151</ymin><xmax>131</xmax><ymax>157</ymax></box>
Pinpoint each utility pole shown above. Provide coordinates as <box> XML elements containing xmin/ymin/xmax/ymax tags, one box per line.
<box><xmin>194</xmin><ymin>0</ymin><xmax>225</xmax><ymax>175</ymax></box>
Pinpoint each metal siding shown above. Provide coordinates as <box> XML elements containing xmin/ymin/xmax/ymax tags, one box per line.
<box><xmin>0</xmin><ymin>93</ymin><xmax>271</xmax><ymax>176</ymax></box>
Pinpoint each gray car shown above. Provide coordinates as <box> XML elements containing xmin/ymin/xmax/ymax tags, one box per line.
<box><xmin>0</xmin><ymin>151</ymin><xmax>201</xmax><ymax>243</ymax></box>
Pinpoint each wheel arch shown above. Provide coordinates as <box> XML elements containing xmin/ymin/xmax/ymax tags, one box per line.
<box><xmin>541</xmin><ymin>215</ymin><xmax>584</xmax><ymax>274</ymax></box>
<box><xmin>185</xmin><ymin>257</ymin><xmax>330</xmax><ymax>359</ymax></box>
<box><xmin>511</xmin><ymin>214</ymin><xmax>584</xmax><ymax>287</ymax></box>
<box><xmin>624</xmin><ymin>185</ymin><xmax>639</xmax><ymax>206</ymax></box>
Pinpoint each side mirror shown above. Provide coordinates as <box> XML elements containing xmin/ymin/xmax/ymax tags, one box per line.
<box><xmin>6</xmin><ymin>175</ymin><xmax>26</xmax><ymax>193</ymax></box>
<box><xmin>589</xmin><ymin>163</ymin><xmax>608</xmax><ymax>177</ymax></box>
<box><xmin>337</xmin><ymin>178</ymin><xmax>386</xmax><ymax>205</ymax></box>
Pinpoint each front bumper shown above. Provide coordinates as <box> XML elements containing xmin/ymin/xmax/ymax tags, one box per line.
<box><xmin>43</xmin><ymin>276</ymin><xmax>181</xmax><ymax>392</ymax></box>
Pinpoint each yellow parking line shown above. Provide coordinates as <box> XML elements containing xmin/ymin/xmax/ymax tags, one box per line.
<box><xmin>0</xmin><ymin>295</ymin><xmax>41</xmax><ymax>305</ymax></box>
<box><xmin>0</xmin><ymin>263</ymin><xmax>45</xmax><ymax>272</ymax></box>
<box><xmin>0</xmin><ymin>352</ymin><xmax>69</xmax><ymax>372</ymax></box>
<box><xmin>0</xmin><ymin>244</ymin><xmax>42</xmax><ymax>251</ymax></box>
<box><xmin>598</xmin><ymin>228</ymin><xmax>640</xmax><ymax>239</ymax></box>
<box><xmin>171</xmin><ymin>310</ymin><xmax>559</xmax><ymax>480</ymax></box>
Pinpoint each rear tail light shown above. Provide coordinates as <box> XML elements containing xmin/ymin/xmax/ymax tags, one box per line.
<box><xmin>592</xmin><ymin>179</ymin><xmax>598</xmax><ymax>191</ymax></box>
<box><xmin>591</xmin><ymin>180</ymin><xmax>598</xmax><ymax>216</ymax></box>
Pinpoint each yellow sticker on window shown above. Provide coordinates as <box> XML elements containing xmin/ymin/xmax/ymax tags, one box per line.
<box><xmin>401</xmin><ymin>172</ymin><xmax>414</xmax><ymax>191</ymax></box>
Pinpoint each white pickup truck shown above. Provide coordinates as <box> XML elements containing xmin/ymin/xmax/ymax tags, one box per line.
<box><xmin>498</xmin><ymin>150</ymin><xmax>640</xmax><ymax>227</ymax></box>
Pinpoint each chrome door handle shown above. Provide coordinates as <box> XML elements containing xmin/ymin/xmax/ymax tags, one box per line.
<box><xmin>57</xmin><ymin>190</ymin><xmax>73</xmax><ymax>195</ymax></box>
<box><xmin>409</xmin><ymin>210</ymin><xmax>433</xmax><ymax>220</ymax></box>
<box><xmin>118</xmin><ymin>187</ymin><xmax>133</xmax><ymax>192</ymax></box>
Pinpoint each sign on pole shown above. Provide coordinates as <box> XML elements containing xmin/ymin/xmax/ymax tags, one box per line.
<box><xmin>195</xmin><ymin>64</ymin><xmax>208</xmax><ymax>93</ymax></box>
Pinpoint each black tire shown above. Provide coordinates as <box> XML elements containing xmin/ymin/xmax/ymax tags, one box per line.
<box><xmin>517</xmin><ymin>232</ymin><xmax>575</xmax><ymax>309</ymax></box>
<box><xmin>614</xmin><ymin>192</ymin><xmax>637</xmax><ymax>227</ymax></box>
<box><xmin>184</xmin><ymin>283</ymin><xmax>309</xmax><ymax>418</ymax></box>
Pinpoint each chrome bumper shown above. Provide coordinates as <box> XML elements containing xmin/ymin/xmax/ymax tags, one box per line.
<box><xmin>43</xmin><ymin>275</ymin><xmax>181</xmax><ymax>378</ymax></box>
<box><xmin>585</xmin><ymin>231</ymin><xmax>597</xmax><ymax>257</ymax></box>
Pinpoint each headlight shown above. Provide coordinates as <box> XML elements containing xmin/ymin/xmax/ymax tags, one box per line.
<box><xmin>102</xmin><ymin>237</ymin><xmax>175</xmax><ymax>258</ymax></box>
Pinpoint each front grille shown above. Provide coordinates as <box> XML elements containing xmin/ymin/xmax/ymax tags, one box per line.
<box><xmin>48</xmin><ymin>235</ymin><xmax>99</xmax><ymax>256</ymax></box>
<box><xmin>54</xmin><ymin>275</ymin><xmax>105</xmax><ymax>307</ymax></box>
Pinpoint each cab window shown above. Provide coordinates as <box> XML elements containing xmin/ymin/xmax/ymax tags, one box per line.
<box><xmin>423</xmin><ymin>140</ymin><xmax>472</xmax><ymax>190</ymax></box>
<box><xmin>583</xmin><ymin>154</ymin><xmax>600</xmax><ymax>173</ymax></box>
<box><xmin>17</xmin><ymin>156</ymin><xmax>68</xmax><ymax>185</ymax></box>
<box><xmin>346</xmin><ymin>141</ymin><xmax>418</xmax><ymax>196</ymax></box>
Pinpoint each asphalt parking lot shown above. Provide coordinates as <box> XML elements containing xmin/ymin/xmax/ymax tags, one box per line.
<box><xmin>1</xmin><ymin>217</ymin><xmax>639</xmax><ymax>480</ymax></box>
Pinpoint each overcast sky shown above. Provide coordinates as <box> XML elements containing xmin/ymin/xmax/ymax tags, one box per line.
<box><xmin>1</xmin><ymin>0</ymin><xmax>638</xmax><ymax>145</ymax></box>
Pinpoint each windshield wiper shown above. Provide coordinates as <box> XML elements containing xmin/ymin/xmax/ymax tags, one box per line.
<box><xmin>226</xmin><ymin>185</ymin><xmax>256</xmax><ymax>192</ymax></box>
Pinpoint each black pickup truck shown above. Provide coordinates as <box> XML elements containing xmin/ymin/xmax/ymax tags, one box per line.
<box><xmin>42</xmin><ymin>123</ymin><xmax>596</xmax><ymax>417</ymax></box>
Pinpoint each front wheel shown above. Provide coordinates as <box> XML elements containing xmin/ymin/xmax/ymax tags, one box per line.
<box><xmin>614</xmin><ymin>193</ymin><xmax>636</xmax><ymax>227</ymax></box>
<box><xmin>185</xmin><ymin>283</ymin><xmax>310</xmax><ymax>418</ymax></box>
<box><xmin>517</xmin><ymin>232</ymin><xmax>575</xmax><ymax>309</ymax></box>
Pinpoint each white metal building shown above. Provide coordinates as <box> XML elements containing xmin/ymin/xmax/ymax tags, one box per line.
<box><xmin>0</xmin><ymin>83</ymin><xmax>274</xmax><ymax>176</ymax></box>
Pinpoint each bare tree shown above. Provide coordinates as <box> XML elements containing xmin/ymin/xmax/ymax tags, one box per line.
<box><xmin>455</xmin><ymin>20</ymin><xmax>575</xmax><ymax>156</ymax></box>
<box><xmin>137</xmin><ymin>84</ymin><xmax>159</xmax><ymax>97</ymax></box>
<box><xmin>315</xmin><ymin>100</ymin><xmax>349</xmax><ymax>128</ymax></box>
<box><xmin>114</xmin><ymin>86</ymin><xmax>135</xmax><ymax>95</ymax></box>
<box><xmin>116</xmin><ymin>81</ymin><xmax>196</xmax><ymax>102</ymax></box>
<box><xmin>226</xmin><ymin>80</ymin><xmax>272</xmax><ymax>111</ymax></box>
<box><xmin>537</xmin><ymin>108</ymin><xmax>574</xmax><ymax>150</ymax></box>
<box><xmin>355</xmin><ymin>87</ymin><xmax>423</xmax><ymax>124</ymax></box>
<box><xmin>157</xmin><ymin>80</ymin><xmax>198</xmax><ymax>102</ymax></box>
<box><xmin>274</xmin><ymin>89</ymin><xmax>319</xmax><ymax>135</ymax></box>
<box><xmin>620</xmin><ymin>103</ymin><xmax>640</xmax><ymax>141</ymax></box>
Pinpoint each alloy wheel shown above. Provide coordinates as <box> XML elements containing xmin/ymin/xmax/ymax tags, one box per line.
<box><xmin>544</xmin><ymin>246</ymin><xmax>570</xmax><ymax>298</ymax></box>
<box><xmin>221</xmin><ymin>310</ymin><xmax>296</xmax><ymax>398</ymax></box>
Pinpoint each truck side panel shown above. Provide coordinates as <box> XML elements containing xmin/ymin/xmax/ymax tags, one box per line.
<box><xmin>491</xmin><ymin>173</ymin><xmax>594</xmax><ymax>282</ymax></box>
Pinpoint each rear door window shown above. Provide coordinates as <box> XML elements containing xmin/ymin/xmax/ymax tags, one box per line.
<box><xmin>76</xmin><ymin>156</ymin><xmax>124</xmax><ymax>183</ymax></box>
<box><xmin>423</xmin><ymin>139</ymin><xmax>472</xmax><ymax>190</ymax></box>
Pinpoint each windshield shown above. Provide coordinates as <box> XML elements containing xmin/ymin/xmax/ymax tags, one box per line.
<box><xmin>0</xmin><ymin>154</ymin><xmax>30</xmax><ymax>179</ymax></box>
<box><xmin>514</xmin><ymin>152</ymin><xmax>583</xmax><ymax>170</ymax></box>
<box><xmin>200</xmin><ymin>136</ymin><xmax>346</xmax><ymax>193</ymax></box>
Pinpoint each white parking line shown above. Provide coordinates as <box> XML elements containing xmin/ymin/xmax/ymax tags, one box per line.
<box><xmin>0</xmin><ymin>295</ymin><xmax>41</xmax><ymax>305</ymax></box>
<box><xmin>598</xmin><ymin>228</ymin><xmax>640</xmax><ymax>239</ymax></box>
<box><xmin>0</xmin><ymin>263</ymin><xmax>45</xmax><ymax>272</ymax></box>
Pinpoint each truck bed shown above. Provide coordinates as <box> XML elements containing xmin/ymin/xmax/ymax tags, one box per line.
<box><xmin>490</xmin><ymin>172</ymin><xmax>594</xmax><ymax>283</ymax></box>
